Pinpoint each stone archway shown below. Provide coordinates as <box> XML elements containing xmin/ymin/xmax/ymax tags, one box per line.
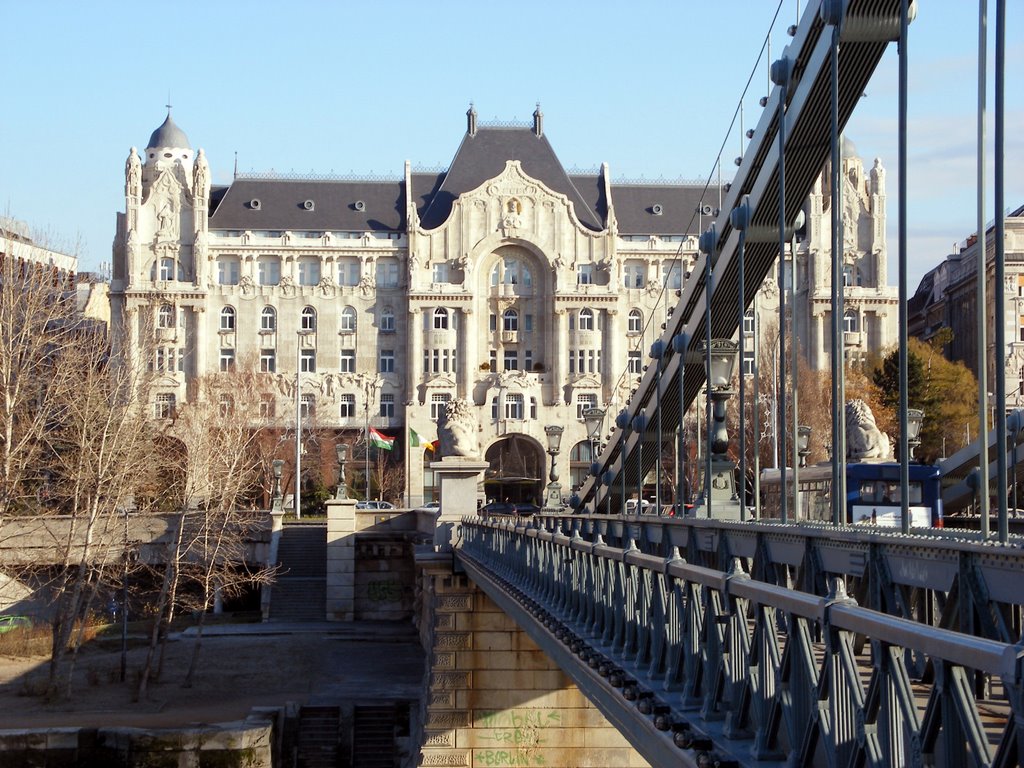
<box><xmin>483</xmin><ymin>435</ymin><xmax>545</xmax><ymax>505</ymax></box>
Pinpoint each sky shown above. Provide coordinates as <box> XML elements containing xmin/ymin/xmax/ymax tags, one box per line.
<box><xmin>2</xmin><ymin>1</ymin><xmax>1021</xmax><ymax>290</ymax></box>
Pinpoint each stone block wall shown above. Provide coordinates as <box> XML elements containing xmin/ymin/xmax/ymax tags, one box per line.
<box><xmin>417</xmin><ymin>571</ymin><xmax>649</xmax><ymax>767</ymax></box>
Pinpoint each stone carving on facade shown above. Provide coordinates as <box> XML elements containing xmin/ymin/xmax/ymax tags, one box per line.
<box><xmin>193</xmin><ymin>228</ymin><xmax>207</xmax><ymax>262</ymax></box>
<box><xmin>125</xmin><ymin>147</ymin><xmax>141</xmax><ymax>197</ymax></box>
<box><xmin>358</xmin><ymin>274</ymin><xmax>375</xmax><ymax>297</ymax></box>
<box><xmin>317</xmin><ymin>275</ymin><xmax>336</xmax><ymax>297</ymax></box>
<box><xmin>192</xmin><ymin>149</ymin><xmax>210</xmax><ymax>200</ymax></box>
<box><xmin>279</xmin><ymin>275</ymin><xmax>296</xmax><ymax>297</ymax></box>
<box><xmin>500</xmin><ymin>197</ymin><xmax>523</xmax><ymax>233</ymax></box>
<box><xmin>126</xmin><ymin>228</ymin><xmax>139</xmax><ymax>263</ymax></box>
<box><xmin>646</xmin><ymin>277</ymin><xmax>662</xmax><ymax>297</ymax></box>
<box><xmin>239</xmin><ymin>274</ymin><xmax>256</xmax><ymax>298</ymax></box>
<box><xmin>276</xmin><ymin>373</ymin><xmax>295</xmax><ymax>399</ymax></box>
<box><xmin>155</xmin><ymin>198</ymin><xmax>178</xmax><ymax>243</ymax></box>
<box><xmin>845</xmin><ymin>399</ymin><xmax>892</xmax><ymax>461</ymax></box>
<box><xmin>436</xmin><ymin>399</ymin><xmax>479</xmax><ymax>459</ymax></box>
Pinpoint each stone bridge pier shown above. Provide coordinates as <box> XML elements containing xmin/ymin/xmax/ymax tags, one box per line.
<box><xmin>413</xmin><ymin>559</ymin><xmax>648</xmax><ymax>768</ymax></box>
<box><xmin>415</xmin><ymin>456</ymin><xmax>646</xmax><ymax>767</ymax></box>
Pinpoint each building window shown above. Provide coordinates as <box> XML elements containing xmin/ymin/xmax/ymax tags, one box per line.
<box><xmin>524</xmin><ymin>314</ymin><xmax>533</xmax><ymax>332</ymax></box>
<box><xmin>154</xmin><ymin>393</ymin><xmax>176</xmax><ymax>419</ymax></box>
<box><xmin>300</xmin><ymin>394</ymin><xmax>315</xmax><ymax>419</ymax></box>
<box><xmin>624</xmin><ymin>263</ymin><xmax>645</xmax><ymax>289</ymax></box>
<box><xmin>431</xmin><ymin>393</ymin><xmax>452</xmax><ymax>421</ymax></box>
<box><xmin>579</xmin><ymin>308</ymin><xmax>594</xmax><ymax>331</ymax></box>
<box><xmin>301</xmin><ymin>306</ymin><xmax>316</xmax><ymax>332</ymax></box>
<box><xmin>380</xmin><ymin>393</ymin><xmax>395</xmax><ymax>418</ymax></box>
<box><xmin>257</xmin><ymin>257</ymin><xmax>281</xmax><ymax>286</ymax></box>
<box><xmin>219</xmin><ymin>348</ymin><xmax>235</xmax><ymax>372</ymax></box>
<box><xmin>157</xmin><ymin>304</ymin><xmax>174</xmax><ymax>329</ymax></box>
<box><xmin>742</xmin><ymin>349</ymin><xmax>755</xmax><ymax>377</ymax></box>
<box><xmin>577</xmin><ymin>394</ymin><xmax>598</xmax><ymax>420</ymax></box>
<box><xmin>490</xmin><ymin>257</ymin><xmax>533</xmax><ymax>288</ymax></box>
<box><xmin>380</xmin><ymin>307</ymin><xmax>395</xmax><ymax>333</ymax></box>
<box><xmin>489</xmin><ymin>350</ymin><xmax>497</xmax><ymax>372</ymax></box>
<box><xmin>339</xmin><ymin>394</ymin><xmax>356</xmax><ymax>418</ymax></box>
<box><xmin>577</xmin><ymin>264</ymin><xmax>594</xmax><ymax>285</ymax></box>
<box><xmin>217</xmin><ymin>257</ymin><xmax>240</xmax><ymax>286</ymax></box>
<box><xmin>628</xmin><ymin>309</ymin><xmax>642</xmax><ymax>334</ymax></box>
<box><xmin>340</xmin><ymin>349</ymin><xmax>355</xmax><ymax>373</ymax></box>
<box><xmin>218</xmin><ymin>394</ymin><xmax>234</xmax><ymax>417</ymax></box>
<box><xmin>340</xmin><ymin>306</ymin><xmax>357</xmax><ymax>333</ymax></box>
<box><xmin>530</xmin><ymin>397</ymin><xmax>538</xmax><ymax>419</ymax></box>
<box><xmin>503</xmin><ymin>350</ymin><xmax>518</xmax><ymax>371</ymax></box>
<box><xmin>158</xmin><ymin>258</ymin><xmax>175</xmax><ymax>282</ymax></box>
<box><xmin>298</xmin><ymin>257</ymin><xmax>321</xmax><ymax>286</ymax></box>
<box><xmin>743</xmin><ymin>309</ymin><xmax>755</xmax><ymax>336</ymax></box>
<box><xmin>524</xmin><ymin>349</ymin><xmax>533</xmax><ymax>370</ymax></box>
<box><xmin>662</xmin><ymin>261</ymin><xmax>683</xmax><ymax>290</ymax></box>
<box><xmin>261</xmin><ymin>306</ymin><xmax>276</xmax><ymax>331</ymax></box>
<box><xmin>300</xmin><ymin>349</ymin><xmax>316</xmax><ymax>372</ymax></box>
<box><xmin>376</xmin><ymin>259</ymin><xmax>399</xmax><ymax>288</ymax></box>
<box><xmin>434</xmin><ymin>308</ymin><xmax>449</xmax><ymax>330</ymax></box>
<box><xmin>505</xmin><ymin>394</ymin><xmax>524</xmax><ymax>420</ymax></box>
<box><xmin>380</xmin><ymin>349</ymin><xmax>395</xmax><ymax>373</ymax></box>
<box><xmin>260</xmin><ymin>348</ymin><xmax>276</xmax><ymax>373</ymax></box>
<box><xmin>491</xmin><ymin>396</ymin><xmax>499</xmax><ymax>420</ymax></box>
<box><xmin>259</xmin><ymin>394</ymin><xmax>275</xmax><ymax>418</ymax></box>
<box><xmin>628</xmin><ymin>350</ymin><xmax>642</xmax><ymax>375</ymax></box>
<box><xmin>219</xmin><ymin>306</ymin><xmax>236</xmax><ymax>331</ymax></box>
<box><xmin>844</xmin><ymin>310</ymin><xmax>858</xmax><ymax>334</ymax></box>
<box><xmin>338</xmin><ymin>258</ymin><xmax>359</xmax><ymax>286</ymax></box>
<box><xmin>503</xmin><ymin>309</ymin><xmax>518</xmax><ymax>332</ymax></box>
<box><xmin>433</xmin><ymin>262</ymin><xmax>450</xmax><ymax>283</ymax></box>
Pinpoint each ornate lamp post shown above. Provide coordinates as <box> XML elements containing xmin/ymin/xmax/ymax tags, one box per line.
<box><xmin>906</xmin><ymin>408</ymin><xmax>924</xmax><ymax>461</ymax></box>
<box><xmin>798</xmin><ymin>425</ymin><xmax>812</xmax><ymax>468</ymax></box>
<box><xmin>583</xmin><ymin>407</ymin><xmax>605</xmax><ymax>462</ymax></box>
<box><xmin>335</xmin><ymin>443</ymin><xmax>350</xmax><ymax>500</ymax></box>
<box><xmin>542</xmin><ymin>425</ymin><xmax>564</xmax><ymax>513</ymax></box>
<box><xmin>695</xmin><ymin>339</ymin><xmax>742</xmax><ymax>520</ymax></box>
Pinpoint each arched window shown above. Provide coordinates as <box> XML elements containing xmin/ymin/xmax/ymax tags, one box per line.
<box><xmin>157</xmin><ymin>304</ymin><xmax>174</xmax><ymax>329</ymax></box>
<box><xmin>220</xmin><ymin>306</ymin><xmax>236</xmax><ymax>331</ymax></box>
<box><xmin>380</xmin><ymin>307</ymin><xmax>395</xmax><ymax>333</ymax></box>
<box><xmin>340</xmin><ymin>306</ymin><xmax>357</xmax><ymax>332</ymax></box>
<box><xmin>628</xmin><ymin>309</ymin><xmax>643</xmax><ymax>334</ymax></box>
<box><xmin>433</xmin><ymin>308</ymin><xmax>449</xmax><ymax>330</ymax></box>
<box><xmin>579</xmin><ymin>308</ymin><xmax>594</xmax><ymax>331</ymax></box>
<box><xmin>260</xmin><ymin>306</ymin><xmax>276</xmax><ymax>332</ymax></box>
<box><xmin>502</xmin><ymin>309</ymin><xmax>518</xmax><ymax>332</ymax></box>
<box><xmin>843</xmin><ymin>310</ymin><xmax>859</xmax><ymax>334</ymax></box>
<box><xmin>301</xmin><ymin>306</ymin><xmax>317</xmax><ymax>332</ymax></box>
<box><xmin>569</xmin><ymin>441</ymin><xmax>594</xmax><ymax>492</ymax></box>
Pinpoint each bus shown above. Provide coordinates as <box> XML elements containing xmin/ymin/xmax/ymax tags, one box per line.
<box><xmin>760</xmin><ymin>462</ymin><xmax>943</xmax><ymax>528</ymax></box>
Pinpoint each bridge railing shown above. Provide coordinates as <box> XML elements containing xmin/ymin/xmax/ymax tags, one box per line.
<box><xmin>458</xmin><ymin>515</ymin><xmax>1024</xmax><ymax>767</ymax></box>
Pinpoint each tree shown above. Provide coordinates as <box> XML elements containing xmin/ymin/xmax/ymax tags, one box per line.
<box><xmin>872</xmin><ymin>337</ymin><xmax>978</xmax><ymax>462</ymax></box>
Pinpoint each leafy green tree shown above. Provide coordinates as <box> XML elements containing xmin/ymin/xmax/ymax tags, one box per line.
<box><xmin>873</xmin><ymin>336</ymin><xmax>978</xmax><ymax>462</ymax></box>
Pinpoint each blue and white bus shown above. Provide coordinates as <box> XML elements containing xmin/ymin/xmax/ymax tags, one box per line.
<box><xmin>760</xmin><ymin>462</ymin><xmax>943</xmax><ymax>528</ymax></box>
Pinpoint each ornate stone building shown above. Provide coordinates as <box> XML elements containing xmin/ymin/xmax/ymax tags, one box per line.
<box><xmin>110</xmin><ymin>108</ymin><xmax>714</xmax><ymax>506</ymax></box>
<box><xmin>110</xmin><ymin>110</ymin><xmax>897</xmax><ymax>505</ymax></box>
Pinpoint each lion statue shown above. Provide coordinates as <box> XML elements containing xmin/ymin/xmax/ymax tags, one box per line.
<box><xmin>845</xmin><ymin>399</ymin><xmax>892</xmax><ymax>461</ymax></box>
<box><xmin>436</xmin><ymin>398</ymin><xmax>480</xmax><ymax>459</ymax></box>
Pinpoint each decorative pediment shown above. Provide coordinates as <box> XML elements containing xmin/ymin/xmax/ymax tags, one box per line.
<box><xmin>424</xmin><ymin>374</ymin><xmax>457</xmax><ymax>389</ymax></box>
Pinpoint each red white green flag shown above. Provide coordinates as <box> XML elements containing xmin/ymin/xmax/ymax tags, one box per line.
<box><xmin>369</xmin><ymin>426</ymin><xmax>394</xmax><ymax>451</ymax></box>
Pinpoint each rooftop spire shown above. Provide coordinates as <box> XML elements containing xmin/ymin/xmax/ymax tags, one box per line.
<box><xmin>467</xmin><ymin>102</ymin><xmax>477</xmax><ymax>137</ymax></box>
<box><xmin>533</xmin><ymin>102</ymin><xmax>543</xmax><ymax>137</ymax></box>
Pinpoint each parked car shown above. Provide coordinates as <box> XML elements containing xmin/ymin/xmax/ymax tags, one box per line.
<box><xmin>480</xmin><ymin>502</ymin><xmax>516</xmax><ymax>516</ymax></box>
<box><xmin>0</xmin><ymin>615</ymin><xmax>32</xmax><ymax>634</ymax></box>
<box><xmin>415</xmin><ymin>501</ymin><xmax>441</xmax><ymax>514</ymax></box>
<box><xmin>513</xmin><ymin>503</ymin><xmax>540</xmax><ymax>517</ymax></box>
<box><xmin>355</xmin><ymin>500</ymin><xmax>395</xmax><ymax>510</ymax></box>
<box><xmin>624</xmin><ymin>499</ymin><xmax>652</xmax><ymax>514</ymax></box>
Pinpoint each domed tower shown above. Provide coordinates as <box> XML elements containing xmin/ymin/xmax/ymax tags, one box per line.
<box><xmin>142</xmin><ymin>110</ymin><xmax>194</xmax><ymax>188</ymax></box>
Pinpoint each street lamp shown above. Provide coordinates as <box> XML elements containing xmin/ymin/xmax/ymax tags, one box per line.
<box><xmin>906</xmin><ymin>408</ymin><xmax>924</xmax><ymax>461</ymax></box>
<box><xmin>797</xmin><ymin>425</ymin><xmax>812</xmax><ymax>468</ymax></box>
<box><xmin>542</xmin><ymin>425</ymin><xmax>564</xmax><ymax>513</ymax></box>
<box><xmin>583</xmin><ymin>407</ymin><xmax>605</xmax><ymax>461</ymax></box>
<box><xmin>695</xmin><ymin>339</ymin><xmax>741</xmax><ymax>520</ymax></box>
<box><xmin>335</xmin><ymin>442</ymin><xmax>350</xmax><ymax>500</ymax></box>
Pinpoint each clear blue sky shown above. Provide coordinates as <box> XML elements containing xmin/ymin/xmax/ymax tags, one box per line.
<box><xmin>3</xmin><ymin>1</ymin><xmax>1020</xmax><ymax>290</ymax></box>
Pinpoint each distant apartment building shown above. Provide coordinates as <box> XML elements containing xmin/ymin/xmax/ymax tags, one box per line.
<box><xmin>909</xmin><ymin>204</ymin><xmax>1024</xmax><ymax>413</ymax></box>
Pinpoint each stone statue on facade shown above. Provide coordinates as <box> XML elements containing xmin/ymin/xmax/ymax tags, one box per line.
<box><xmin>436</xmin><ymin>399</ymin><xmax>479</xmax><ymax>459</ymax></box>
<box><xmin>845</xmin><ymin>399</ymin><xmax>892</xmax><ymax>461</ymax></box>
<box><xmin>193</xmin><ymin>149</ymin><xmax>210</xmax><ymax>200</ymax></box>
<box><xmin>125</xmin><ymin>147</ymin><xmax>141</xmax><ymax>197</ymax></box>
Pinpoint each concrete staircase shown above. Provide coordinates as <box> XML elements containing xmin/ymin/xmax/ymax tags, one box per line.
<box><xmin>270</xmin><ymin>524</ymin><xmax>326</xmax><ymax>622</ymax></box>
<box><xmin>352</xmin><ymin>704</ymin><xmax>409</xmax><ymax>768</ymax></box>
<box><xmin>296</xmin><ymin>705</ymin><xmax>341</xmax><ymax>768</ymax></box>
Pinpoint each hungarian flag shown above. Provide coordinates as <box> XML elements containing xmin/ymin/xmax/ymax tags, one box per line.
<box><xmin>409</xmin><ymin>428</ymin><xmax>423</xmax><ymax>447</ymax></box>
<box><xmin>424</xmin><ymin>440</ymin><xmax>440</xmax><ymax>453</ymax></box>
<box><xmin>369</xmin><ymin>426</ymin><xmax>394</xmax><ymax>451</ymax></box>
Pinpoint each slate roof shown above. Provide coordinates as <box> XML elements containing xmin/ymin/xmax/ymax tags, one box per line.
<box><xmin>417</xmin><ymin>128</ymin><xmax>604</xmax><ymax>231</ymax></box>
<box><xmin>605</xmin><ymin>183</ymin><xmax>711</xmax><ymax>236</ymax></box>
<box><xmin>147</xmin><ymin>114</ymin><xmax>191</xmax><ymax>150</ymax></box>
<box><xmin>208</xmin><ymin>178</ymin><xmax>406</xmax><ymax>232</ymax></box>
